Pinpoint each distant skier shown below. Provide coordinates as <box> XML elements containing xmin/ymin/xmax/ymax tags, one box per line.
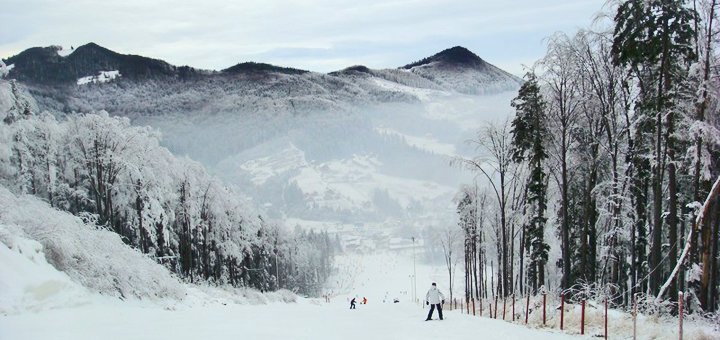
<box><xmin>424</xmin><ymin>282</ymin><xmax>445</xmax><ymax>321</ymax></box>
<box><xmin>350</xmin><ymin>297</ymin><xmax>357</xmax><ymax>309</ymax></box>
<box><xmin>363</xmin><ymin>297</ymin><xmax>367</xmax><ymax>305</ymax></box>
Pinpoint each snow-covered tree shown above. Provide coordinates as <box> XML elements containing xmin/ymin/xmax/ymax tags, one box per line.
<box><xmin>511</xmin><ymin>72</ymin><xmax>550</xmax><ymax>294</ymax></box>
<box><xmin>0</xmin><ymin>110</ymin><xmax>335</xmax><ymax>295</ymax></box>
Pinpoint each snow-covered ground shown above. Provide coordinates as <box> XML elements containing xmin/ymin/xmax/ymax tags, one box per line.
<box><xmin>77</xmin><ymin>70</ymin><xmax>121</xmax><ymax>85</ymax></box>
<box><xmin>0</xmin><ymin>236</ymin><xmax>577</xmax><ymax>340</ymax></box>
<box><xmin>1</xmin><ymin>186</ymin><xmax>718</xmax><ymax>340</ymax></box>
<box><xmin>5</xmin><ymin>232</ymin><xmax>717</xmax><ymax>340</ymax></box>
<box><xmin>1</xmin><ymin>295</ymin><xmax>586</xmax><ymax>340</ymax></box>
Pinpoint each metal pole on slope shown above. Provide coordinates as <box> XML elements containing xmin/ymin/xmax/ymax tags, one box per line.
<box><xmin>409</xmin><ymin>275</ymin><xmax>414</xmax><ymax>307</ymax></box>
<box><xmin>412</xmin><ymin>236</ymin><xmax>417</xmax><ymax>304</ymax></box>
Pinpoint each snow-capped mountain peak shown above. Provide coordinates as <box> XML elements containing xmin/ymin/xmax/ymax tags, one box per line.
<box><xmin>402</xmin><ymin>46</ymin><xmax>487</xmax><ymax>70</ymax></box>
<box><xmin>393</xmin><ymin>46</ymin><xmax>523</xmax><ymax>95</ymax></box>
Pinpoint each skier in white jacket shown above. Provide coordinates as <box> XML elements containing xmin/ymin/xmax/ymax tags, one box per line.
<box><xmin>425</xmin><ymin>282</ymin><xmax>445</xmax><ymax>321</ymax></box>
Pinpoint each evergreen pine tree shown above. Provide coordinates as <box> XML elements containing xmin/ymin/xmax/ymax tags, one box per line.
<box><xmin>612</xmin><ymin>0</ymin><xmax>697</xmax><ymax>298</ymax></box>
<box><xmin>511</xmin><ymin>72</ymin><xmax>550</xmax><ymax>293</ymax></box>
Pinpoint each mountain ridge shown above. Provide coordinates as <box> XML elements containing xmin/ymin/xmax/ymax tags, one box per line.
<box><xmin>2</xmin><ymin>42</ymin><xmax>521</xmax><ymax>88</ymax></box>
<box><xmin>2</xmin><ymin>43</ymin><xmax>198</xmax><ymax>84</ymax></box>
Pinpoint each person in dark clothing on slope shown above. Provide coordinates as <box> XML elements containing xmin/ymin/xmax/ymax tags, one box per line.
<box><xmin>425</xmin><ymin>283</ymin><xmax>445</xmax><ymax>321</ymax></box>
<box><xmin>350</xmin><ymin>297</ymin><xmax>357</xmax><ymax>309</ymax></box>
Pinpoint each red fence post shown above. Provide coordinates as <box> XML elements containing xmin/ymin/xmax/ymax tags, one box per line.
<box><xmin>679</xmin><ymin>291</ymin><xmax>684</xmax><ymax>340</ymax></box>
<box><xmin>512</xmin><ymin>294</ymin><xmax>516</xmax><ymax>321</ymax></box>
<box><xmin>494</xmin><ymin>296</ymin><xmax>499</xmax><ymax>319</ymax></box>
<box><xmin>472</xmin><ymin>297</ymin><xmax>476</xmax><ymax>316</ymax></box>
<box><xmin>560</xmin><ymin>293</ymin><xmax>565</xmax><ymax>330</ymax></box>
<box><xmin>542</xmin><ymin>293</ymin><xmax>547</xmax><ymax>326</ymax></box>
<box><xmin>605</xmin><ymin>297</ymin><xmax>608</xmax><ymax>339</ymax></box>
<box><xmin>581</xmin><ymin>299</ymin><xmax>586</xmax><ymax>335</ymax></box>
<box><xmin>525</xmin><ymin>295</ymin><xmax>530</xmax><ymax>324</ymax></box>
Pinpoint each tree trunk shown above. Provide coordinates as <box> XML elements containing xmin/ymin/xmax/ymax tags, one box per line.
<box><xmin>658</xmin><ymin>176</ymin><xmax>720</xmax><ymax>306</ymax></box>
<box><xmin>650</xmin><ymin>17</ymin><xmax>672</xmax><ymax>296</ymax></box>
<box><xmin>519</xmin><ymin>226</ymin><xmax>525</xmax><ymax>295</ymax></box>
<box><xmin>707</xmin><ymin>202</ymin><xmax>719</xmax><ymax>312</ymax></box>
<box><xmin>700</xmin><ymin>199</ymin><xmax>716</xmax><ymax>309</ymax></box>
<box><xmin>510</xmin><ymin>221</ymin><xmax>516</xmax><ymax>295</ymax></box>
<box><xmin>497</xmin><ymin>225</ymin><xmax>503</xmax><ymax>296</ymax></box>
<box><xmin>561</xmin><ymin>137</ymin><xmax>571</xmax><ymax>289</ymax></box>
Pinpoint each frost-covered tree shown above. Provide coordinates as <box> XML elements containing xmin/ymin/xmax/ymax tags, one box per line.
<box><xmin>0</xmin><ymin>60</ymin><xmax>8</xmax><ymax>78</ymax></box>
<box><xmin>455</xmin><ymin>186</ymin><xmax>481</xmax><ymax>303</ymax></box>
<box><xmin>511</xmin><ymin>72</ymin><xmax>550</xmax><ymax>294</ymax></box>
<box><xmin>613</xmin><ymin>0</ymin><xmax>697</xmax><ymax>300</ymax></box>
<box><xmin>0</xmin><ymin>109</ymin><xmax>335</xmax><ymax>295</ymax></box>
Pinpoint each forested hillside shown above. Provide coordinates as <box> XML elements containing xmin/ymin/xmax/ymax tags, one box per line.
<box><xmin>456</xmin><ymin>0</ymin><xmax>720</xmax><ymax>314</ymax></box>
<box><xmin>0</xmin><ymin>82</ymin><xmax>337</xmax><ymax>296</ymax></box>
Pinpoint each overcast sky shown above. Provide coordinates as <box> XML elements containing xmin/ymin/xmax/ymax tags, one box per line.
<box><xmin>1</xmin><ymin>0</ymin><xmax>610</xmax><ymax>75</ymax></box>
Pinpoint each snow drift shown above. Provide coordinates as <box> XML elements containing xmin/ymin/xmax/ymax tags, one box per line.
<box><xmin>0</xmin><ymin>186</ymin><xmax>186</xmax><ymax>311</ymax></box>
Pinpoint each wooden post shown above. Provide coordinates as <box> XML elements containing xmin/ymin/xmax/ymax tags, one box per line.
<box><xmin>605</xmin><ymin>297</ymin><xmax>608</xmax><ymax>339</ymax></box>
<box><xmin>543</xmin><ymin>293</ymin><xmax>547</xmax><ymax>326</ymax></box>
<box><xmin>461</xmin><ymin>301</ymin><xmax>463</xmax><ymax>314</ymax></box>
<box><xmin>480</xmin><ymin>297</ymin><xmax>483</xmax><ymax>316</ymax></box>
<box><xmin>512</xmin><ymin>294</ymin><xmax>516</xmax><ymax>321</ymax></box>
<box><xmin>560</xmin><ymin>293</ymin><xmax>565</xmax><ymax>330</ymax></box>
<box><xmin>454</xmin><ymin>298</ymin><xmax>457</xmax><ymax>310</ymax></box>
<box><xmin>472</xmin><ymin>297</ymin><xmax>476</xmax><ymax>316</ymax></box>
<box><xmin>581</xmin><ymin>299</ymin><xmax>586</xmax><ymax>335</ymax></box>
<box><xmin>525</xmin><ymin>295</ymin><xmax>530</xmax><ymax>324</ymax></box>
<box><xmin>679</xmin><ymin>291</ymin><xmax>684</xmax><ymax>340</ymax></box>
<box><xmin>494</xmin><ymin>296</ymin><xmax>499</xmax><ymax>319</ymax></box>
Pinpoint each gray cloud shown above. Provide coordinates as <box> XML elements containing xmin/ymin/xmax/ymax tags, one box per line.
<box><xmin>1</xmin><ymin>0</ymin><xmax>608</xmax><ymax>74</ymax></box>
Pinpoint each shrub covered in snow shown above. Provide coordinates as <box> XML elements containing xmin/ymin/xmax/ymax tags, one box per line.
<box><xmin>0</xmin><ymin>187</ymin><xmax>185</xmax><ymax>300</ymax></box>
<box><xmin>0</xmin><ymin>60</ymin><xmax>8</xmax><ymax>78</ymax></box>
